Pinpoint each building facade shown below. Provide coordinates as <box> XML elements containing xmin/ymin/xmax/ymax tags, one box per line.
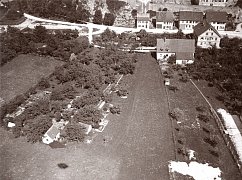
<box><xmin>157</xmin><ymin>38</ymin><xmax>195</xmax><ymax>65</ymax></box>
<box><xmin>199</xmin><ymin>0</ymin><xmax>228</xmax><ymax>7</ymax></box>
<box><xmin>205</xmin><ymin>11</ymin><xmax>227</xmax><ymax>31</ymax></box>
<box><xmin>194</xmin><ymin>21</ymin><xmax>221</xmax><ymax>48</ymax></box>
<box><xmin>156</xmin><ymin>11</ymin><xmax>174</xmax><ymax>30</ymax></box>
<box><xmin>137</xmin><ymin>13</ymin><xmax>150</xmax><ymax>29</ymax></box>
<box><xmin>179</xmin><ymin>11</ymin><xmax>204</xmax><ymax>31</ymax></box>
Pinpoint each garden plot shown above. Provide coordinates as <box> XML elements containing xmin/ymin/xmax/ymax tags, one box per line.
<box><xmin>165</xmin><ymin>68</ymin><xmax>242</xmax><ymax>180</ymax></box>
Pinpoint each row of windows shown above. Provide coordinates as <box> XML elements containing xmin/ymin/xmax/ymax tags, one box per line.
<box><xmin>137</xmin><ymin>21</ymin><xmax>148</xmax><ymax>23</ymax></box>
<box><xmin>185</xmin><ymin>24</ymin><xmax>195</xmax><ymax>28</ymax></box>
<box><xmin>200</xmin><ymin>42</ymin><xmax>218</xmax><ymax>46</ymax></box>
<box><xmin>181</xmin><ymin>21</ymin><xmax>196</xmax><ymax>24</ymax></box>
<box><xmin>201</xmin><ymin>0</ymin><xmax>227</xmax><ymax>2</ymax></box>
<box><xmin>138</xmin><ymin>25</ymin><xmax>148</xmax><ymax>28</ymax></box>
<box><xmin>200</xmin><ymin>36</ymin><xmax>218</xmax><ymax>40</ymax></box>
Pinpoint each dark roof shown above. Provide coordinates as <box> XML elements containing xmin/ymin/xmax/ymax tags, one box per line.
<box><xmin>157</xmin><ymin>39</ymin><xmax>195</xmax><ymax>53</ymax></box>
<box><xmin>176</xmin><ymin>52</ymin><xmax>194</xmax><ymax>60</ymax></box>
<box><xmin>205</xmin><ymin>11</ymin><xmax>227</xmax><ymax>23</ymax></box>
<box><xmin>193</xmin><ymin>21</ymin><xmax>221</xmax><ymax>37</ymax></box>
<box><xmin>137</xmin><ymin>13</ymin><xmax>150</xmax><ymax>21</ymax></box>
<box><xmin>179</xmin><ymin>11</ymin><xmax>203</xmax><ymax>21</ymax></box>
<box><xmin>156</xmin><ymin>11</ymin><xmax>174</xmax><ymax>22</ymax></box>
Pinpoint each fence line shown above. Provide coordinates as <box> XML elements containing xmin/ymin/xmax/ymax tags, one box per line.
<box><xmin>190</xmin><ymin>79</ymin><xmax>242</xmax><ymax>174</ymax></box>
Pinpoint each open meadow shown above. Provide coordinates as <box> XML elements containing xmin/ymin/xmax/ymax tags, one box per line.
<box><xmin>0</xmin><ymin>54</ymin><xmax>63</xmax><ymax>105</ymax></box>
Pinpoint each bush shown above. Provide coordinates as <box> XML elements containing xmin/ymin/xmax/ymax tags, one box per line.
<box><xmin>168</xmin><ymin>86</ymin><xmax>179</xmax><ymax>92</ymax></box>
<box><xmin>202</xmin><ymin>127</ymin><xmax>210</xmax><ymax>134</ymax></box>
<box><xmin>209</xmin><ymin>150</ymin><xmax>219</xmax><ymax>157</ymax></box>
<box><xmin>197</xmin><ymin>114</ymin><xmax>210</xmax><ymax>123</ymax></box>
<box><xmin>110</xmin><ymin>106</ymin><xmax>121</xmax><ymax>114</ymax></box>
<box><xmin>203</xmin><ymin>137</ymin><xmax>218</xmax><ymax>148</ymax></box>
<box><xmin>196</xmin><ymin>106</ymin><xmax>207</xmax><ymax>112</ymax></box>
<box><xmin>63</xmin><ymin>123</ymin><xmax>85</xmax><ymax>142</ymax></box>
<box><xmin>117</xmin><ymin>89</ymin><xmax>128</xmax><ymax>97</ymax></box>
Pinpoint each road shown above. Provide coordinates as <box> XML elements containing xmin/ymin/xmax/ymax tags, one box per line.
<box><xmin>91</xmin><ymin>53</ymin><xmax>175</xmax><ymax>180</ymax></box>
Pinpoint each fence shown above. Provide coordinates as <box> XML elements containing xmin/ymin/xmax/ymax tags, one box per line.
<box><xmin>190</xmin><ymin>79</ymin><xmax>242</xmax><ymax>175</ymax></box>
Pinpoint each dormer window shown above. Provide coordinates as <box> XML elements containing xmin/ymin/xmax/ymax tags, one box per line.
<box><xmin>165</xmin><ymin>48</ymin><xmax>169</xmax><ymax>51</ymax></box>
<box><xmin>160</xmin><ymin>48</ymin><xmax>163</xmax><ymax>51</ymax></box>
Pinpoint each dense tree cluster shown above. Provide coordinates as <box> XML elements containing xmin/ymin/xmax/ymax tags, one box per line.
<box><xmin>93</xmin><ymin>10</ymin><xmax>103</xmax><ymax>24</ymax></box>
<box><xmin>136</xmin><ymin>29</ymin><xmax>188</xmax><ymax>46</ymax></box>
<box><xmin>6</xmin><ymin>0</ymin><xmax>91</xmax><ymax>23</ymax></box>
<box><xmin>0</xmin><ymin>25</ymin><xmax>85</xmax><ymax>66</ymax></box>
<box><xmin>103</xmin><ymin>13</ymin><xmax>116</xmax><ymax>26</ymax></box>
<box><xmin>106</xmin><ymin>0</ymin><xmax>126</xmax><ymax>13</ymax></box>
<box><xmin>187</xmin><ymin>37</ymin><xmax>242</xmax><ymax>115</ymax></box>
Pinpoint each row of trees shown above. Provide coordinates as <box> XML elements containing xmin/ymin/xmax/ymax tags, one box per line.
<box><xmin>187</xmin><ymin>37</ymin><xmax>242</xmax><ymax>115</ymax></box>
<box><xmin>93</xmin><ymin>10</ymin><xmax>116</xmax><ymax>26</ymax></box>
<box><xmin>5</xmin><ymin>0</ymin><xmax>90</xmax><ymax>23</ymax></box>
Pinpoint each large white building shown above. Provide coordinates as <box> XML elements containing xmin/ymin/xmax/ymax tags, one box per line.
<box><xmin>199</xmin><ymin>0</ymin><xmax>228</xmax><ymax>7</ymax></box>
<box><xmin>193</xmin><ymin>21</ymin><xmax>221</xmax><ymax>49</ymax></box>
<box><xmin>179</xmin><ymin>11</ymin><xmax>204</xmax><ymax>31</ymax></box>
<box><xmin>157</xmin><ymin>38</ymin><xmax>195</xmax><ymax>65</ymax></box>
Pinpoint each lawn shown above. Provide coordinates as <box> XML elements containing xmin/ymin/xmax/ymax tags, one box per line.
<box><xmin>0</xmin><ymin>54</ymin><xmax>63</xmax><ymax>105</ymax></box>
<box><xmin>166</xmin><ymin>68</ymin><xmax>241</xmax><ymax>180</ymax></box>
<box><xmin>0</xmin><ymin>53</ymin><xmax>176</xmax><ymax>180</ymax></box>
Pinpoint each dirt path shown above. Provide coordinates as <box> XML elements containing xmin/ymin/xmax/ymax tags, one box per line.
<box><xmin>92</xmin><ymin>53</ymin><xmax>175</xmax><ymax>180</ymax></box>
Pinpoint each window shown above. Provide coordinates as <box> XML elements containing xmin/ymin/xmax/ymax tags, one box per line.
<box><xmin>215</xmin><ymin>37</ymin><xmax>217</xmax><ymax>40</ymax></box>
<box><xmin>211</xmin><ymin>32</ymin><xmax>213</xmax><ymax>35</ymax></box>
<box><xmin>206</xmin><ymin>32</ymin><xmax>208</xmax><ymax>35</ymax></box>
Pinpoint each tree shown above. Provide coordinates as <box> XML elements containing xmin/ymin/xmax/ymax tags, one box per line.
<box><xmin>33</xmin><ymin>25</ymin><xmax>48</xmax><ymax>43</ymax></box>
<box><xmin>103</xmin><ymin>13</ymin><xmax>115</xmax><ymax>26</ymax></box>
<box><xmin>93</xmin><ymin>10</ymin><xmax>103</xmax><ymax>24</ymax></box>
<box><xmin>22</xmin><ymin>115</ymin><xmax>52</xmax><ymax>143</ymax></box>
<box><xmin>167</xmin><ymin>55</ymin><xmax>176</xmax><ymax>64</ymax></box>
<box><xmin>62</xmin><ymin>123</ymin><xmax>85</xmax><ymax>142</ymax></box>
<box><xmin>131</xmin><ymin>9</ymin><xmax>137</xmax><ymax>18</ymax></box>
<box><xmin>106</xmin><ymin>0</ymin><xmax>126</xmax><ymax>13</ymax></box>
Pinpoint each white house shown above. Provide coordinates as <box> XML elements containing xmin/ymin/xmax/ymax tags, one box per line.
<box><xmin>137</xmin><ymin>13</ymin><xmax>150</xmax><ymax>30</ymax></box>
<box><xmin>42</xmin><ymin>119</ymin><xmax>69</xmax><ymax>144</ymax></box>
<box><xmin>205</xmin><ymin>11</ymin><xmax>227</xmax><ymax>31</ymax></box>
<box><xmin>179</xmin><ymin>11</ymin><xmax>204</xmax><ymax>31</ymax></box>
<box><xmin>157</xmin><ymin>38</ymin><xmax>195</xmax><ymax>65</ymax></box>
<box><xmin>199</xmin><ymin>0</ymin><xmax>228</xmax><ymax>7</ymax></box>
<box><xmin>193</xmin><ymin>21</ymin><xmax>221</xmax><ymax>49</ymax></box>
<box><xmin>156</xmin><ymin>11</ymin><xmax>174</xmax><ymax>30</ymax></box>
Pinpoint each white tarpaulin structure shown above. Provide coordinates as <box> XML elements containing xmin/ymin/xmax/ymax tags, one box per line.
<box><xmin>217</xmin><ymin>108</ymin><xmax>242</xmax><ymax>164</ymax></box>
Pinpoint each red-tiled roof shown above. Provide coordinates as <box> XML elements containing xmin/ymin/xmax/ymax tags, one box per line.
<box><xmin>156</xmin><ymin>11</ymin><xmax>174</xmax><ymax>22</ymax></box>
<box><xmin>205</xmin><ymin>11</ymin><xmax>227</xmax><ymax>23</ymax></box>
<box><xmin>157</xmin><ymin>39</ymin><xmax>195</xmax><ymax>54</ymax></box>
<box><xmin>193</xmin><ymin>21</ymin><xmax>221</xmax><ymax>37</ymax></box>
<box><xmin>179</xmin><ymin>11</ymin><xmax>203</xmax><ymax>21</ymax></box>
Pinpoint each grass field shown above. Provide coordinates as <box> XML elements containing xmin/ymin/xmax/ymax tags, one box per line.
<box><xmin>166</xmin><ymin>69</ymin><xmax>242</xmax><ymax>180</ymax></box>
<box><xmin>0</xmin><ymin>54</ymin><xmax>63</xmax><ymax>105</ymax></box>
<box><xmin>0</xmin><ymin>53</ymin><xmax>176</xmax><ymax>180</ymax></box>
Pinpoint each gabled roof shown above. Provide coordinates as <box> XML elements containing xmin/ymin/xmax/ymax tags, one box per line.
<box><xmin>156</xmin><ymin>11</ymin><xmax>174</xmax><ymax>22</ymax></box>
<box><xmin>137</xmin><ymin>13</ymin><xmax>150</xmax><ymax>21</ymax></box>
<box><xmin>193</xmin><ymin>21</ymin><xmax>221</xmax><ymax>37</ymax></box>
<box><xmin>157</xmin><ymin>39</ymin><xmax>195</xmax><ymax>53</ymax></box>
<box><xmin>205</xmin><ymin>11</ymin><xmax>227</xmax><ymax>23</ymax></box>
<box><xmin>179</xmin><ymin>11</ymin><xmax>203</xmax><ymax>21</ymax></box>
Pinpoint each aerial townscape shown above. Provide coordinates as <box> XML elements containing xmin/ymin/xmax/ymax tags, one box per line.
<box><xmin>0</xmin><ymin>0</ymin><xmax>242</xmax><ymax>179</ymax></box>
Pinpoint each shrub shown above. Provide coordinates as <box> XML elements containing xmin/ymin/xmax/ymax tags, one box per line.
<box><xmin>209</xmin><ymin>150</ymin><xmax>219</xmax><ymax>157</ymax></box>
<box><xmin>63</xmin><ymin>123</ymin><xmax>85</xmax><ymax>142</ymax></box>
<box><xmin>197</xmin><ymin>114</ymin><xmax>210</xmax><ymax>123</ymax></box>
<box><xmin>196</xmin><ymin>106</ymin><xmax>206</xmax><ymax>112</ymax></box>
<box><xmin>110</xmin><ymin>106</ymin><xmax>121</xmax><ymax>114</ymax></box>
<box><xmin>117</xmin><ymin>89</ymin><xmax>128</xmax><ymax>97</ymax></box>
<box><xmin>203</xmin><ymin>137</ymin><xmax>218</xmax><ymax>148</ymax></box>
<box><xmin>202</xmin><ymin>127</ymin><xmax>210</xmax><ymax>134</ymax></box>
<box><xmin>168</xmin><ymin>86</ymin><xmax>179</xmax><ymax>92</ymax></box>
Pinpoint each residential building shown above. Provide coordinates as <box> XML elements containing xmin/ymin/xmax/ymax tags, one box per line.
<box><xmin>205</xmin><ymin>11</ymin><xmax>227</xmax><ymax>31</ymax></box>
<box><xmin>199</xmin><ymin>0</ymin><xmax>228</xmax><ymax>7</ymax></box>
<box><xmin>156</xmin><ymin>11</ymin><xmax>174</xmax><ymax>30</ymax></box>
<box><xmin>157</xmin><ymin>38</ymin><xmax>195</xmax><ymax>65</ymax></box>
<box><xmin>137</xmin><ymin>13</ymin><xmax>150</xmax><ymax>29</ymax></box>
<box><xmin>179</xmin><ymin>11</ymin><xmax>204</xmax><ymax>31</ymax></box>
<box><xmin>193</xmin><ymin>21</ymin><xmax>221</xmax><ymax>48</ymax></box>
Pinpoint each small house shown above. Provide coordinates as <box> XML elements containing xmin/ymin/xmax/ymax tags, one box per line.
<box><xmin>42</xmin><ymin>125</ymin><xmax>61</xmax><ymax>144</ymax></box>
<box><xmin>137</xmin><ymin>13</ymin><xmax>150</xmax><ymax>30</ymax></box>
<box><xmin>157</xmin><ymin>38</ymin><xmax>195</xmax><ymax>65</ymax></box>
<box><xmin>205</xmin><ymin>11</ymin><xmax>227</xmax><ymax>31</ymax></box>
<box><xmin>179</xmin><ymin>11</ymin><xmax>203</xmax><ymax>31</ymax></box>
<box><xmin>156</xmin><ymin>11</ymin><xmax>174</xmax><ymax>30</ymax></box>
<box><xmin>193</xmin><ymin>21</ymin><xmax>221</xmax><ymax>48</ymax></box>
